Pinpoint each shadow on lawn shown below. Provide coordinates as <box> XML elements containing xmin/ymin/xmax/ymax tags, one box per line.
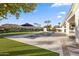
<box><xmin>0</xmin><ymin>48</ymin><xmax>59</xmax><ymax>56</ymax></box>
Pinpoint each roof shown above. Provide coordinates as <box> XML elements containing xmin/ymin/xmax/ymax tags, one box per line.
<box><xmin>21</xmin><ymin>23</ymin><xmax>34</xmax><ymax>26</ymax></box>
<box><xmin>0</xmin><ymin>26</ymin><xmax>5</xmax><ymax>30</ymax></box>
<box><xmin>62</xmin><ymin>4</ymin><xmax>79</xmax><ymax>26</ymax></box>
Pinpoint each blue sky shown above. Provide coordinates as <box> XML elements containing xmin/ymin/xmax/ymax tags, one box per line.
<box><xmin>0</xmin><ymin>3</ymin><xmax>71</xmax><ymax>26</ymax></box>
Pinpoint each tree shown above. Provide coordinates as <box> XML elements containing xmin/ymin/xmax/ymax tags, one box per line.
<box><xmin>44</xmin><ymin>25</ymin><xmax>52</xmax><ymax>31</ymax></box>
<box><xmin>58</xmin><ymin>22</ymin><xmax>61</xmax><ymax>26</ymax></box>
<box><xmin>56</xmin><ymin>22</ymin><xmax>61</xmax><ymax>28</ymax></box>
<box><xmin>44</xmin><ymin>20</ymin><xmax>51</xmax><ymax>26</ymax></box>
<box><xmin>44</xmin><ymin>20</ymin><xmax>52</xmax><ymax>31</ymax></box>
<box><xmin>34</xmin><ymin>23</ymin><xmax>41</xmax><ymax>27</ymax></box>
<box><xmin>0</xmin><ymin>3</ymin><xmax>36</xmax><ymax>19</ymax></box>
<box><xmin>34</xmin><ymin>23</ymin><xmax>42</xmax><ymax>31</ymax></box>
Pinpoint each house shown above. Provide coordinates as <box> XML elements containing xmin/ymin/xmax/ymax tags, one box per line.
<box><xmin>43</xmin><ymin>27</ymin><xmax>47</xmax><ymax>32</ymax></box>
<box><xmin>61</xmin><ymin>4</ymin><xmax>79</xmax><ymax>43</ymax></box>
<box><xmin>53</xmin><ymin>23</ymin><xmax>66</xmax><ymax>33</ymax></box>
<box><xmin>43</xmin><ymin>25</ymin><xmax>53</xmax><ymax>32</ymax></box>
<box><xmin>1</xmin><ymin>24</ymin><xmax>23</xmax><ymax>31</ymax></box>
<box><xmin>0</xmin><ymin>26</ymin><xmax>5</xmax><ymax>31</ymax></box>
<box><xmin>21</xmin><ymin>23</ymin><xmax>36</xmax><ymax>30</ymax></box>
<box><xmin>21</xmin><ymin>23</ymin><xmax>43</xmax><ymax>31</ymax></box>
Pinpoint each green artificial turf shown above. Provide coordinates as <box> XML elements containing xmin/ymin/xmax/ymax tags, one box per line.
<box><xmin>0</xmin><ymin>37</ymin><xmax>59</xmax><ymax>56</ymax></box>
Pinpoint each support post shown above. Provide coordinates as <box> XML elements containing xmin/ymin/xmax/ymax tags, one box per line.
<box><xmin>75</xmin><ymin>7</ymin><xmax>79</xmax><ymax>43</ymax></box>
<box><xmin>61</xmin><ymin>26</ymin><xmax>65</xmax><ymax>33</ymax></box>
<box><xmin>66</xmin><ymin>21</ymin><xmax>70</xmax><ymax>36</ymax></box>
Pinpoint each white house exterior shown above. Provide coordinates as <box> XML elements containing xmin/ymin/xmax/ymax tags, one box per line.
<box><xmin>55</xmin><ymin>27</ymin><xmax>65</xmax><ymax>33</ymax></box>
<box><xmin>43</xmin><ymin>28</ymin><xmax>47</xmax><ymax>32</ymax></box>
<box><xmin>54</xmin><ymin>23</ymin><xmax>66</xmax><ymax>33</ymax></box>
<box><xmin>61</xmin><ymin>4</ymin><xmax>79</xmax><ymax>43</ymax></box>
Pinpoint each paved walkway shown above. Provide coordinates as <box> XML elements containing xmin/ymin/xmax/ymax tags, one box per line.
<box><xmin>5</xmin><ymin>32</ymin><xmax>79</xmax><ymax>56</ymax></box>
<box><xmin>60</xmin><ymin>35</ymin><xmax>79</xmax><ymax>56</ymax></box>
<box><xmin>64</xmin><ymin>37</ymin><xmax>79</xmax><ymax>56</ymax></box>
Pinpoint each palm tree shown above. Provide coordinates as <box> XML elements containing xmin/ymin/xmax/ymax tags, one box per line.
<box><xmin>34</xmin><ymin>23</ymin><xmax>41</xmax><ymax>31</ymax></box>
<box><xmin>58</xmin><ymin>22</ymin><xmax>61</xmax><ymax>26</ymax></box>
<box><xmin>57</xmin><ymin>22</ymin><xmax>61</xmax><ymax>28</ymax></box>
<box><xmin>34</xmin><ymin>23</ymin><xmax>41</xmax><ymax>27</ymax></box>
<box><xmin>44</xmin><ymin>20</ymin><xmax>51</xmax><ymax>26</ymax></box>
<box><xmin>44</xmin><ymin>20</ymin><xmax>51</xmax><ymax>31</ymax></box>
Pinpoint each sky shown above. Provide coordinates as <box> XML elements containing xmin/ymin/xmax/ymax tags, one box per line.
<box><xmin>0</xmin><ymin>3</ymin><xmax>71</xmax><ymax>27</ymax></box>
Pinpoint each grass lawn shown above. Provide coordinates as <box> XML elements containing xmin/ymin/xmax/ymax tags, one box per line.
<box><xmin>0</xmin><ymin>32</ymin><xmax>59</xmax><ymax>56</ymax></box>
<box><xmin>0</xmin><ymin>37</ymin><xmax>59</xmax><ymax>56</ymax></box>
<box><xmin>0</xmin><ymin>32</ymin><xmax>37</xmax><ymax>37</ymax></box>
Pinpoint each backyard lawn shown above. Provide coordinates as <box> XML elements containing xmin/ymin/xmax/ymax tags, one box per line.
<box><xmin>0</xmin><ymin>32</ymin><xmax>37</xmax><ymax>37</ymax></box>
<box><xmin>0</xmin><ymin>37</ymin><xmax>59</xmax><ymax>56</ymax></box>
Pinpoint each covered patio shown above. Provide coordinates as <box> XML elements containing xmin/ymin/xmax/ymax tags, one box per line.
<box><xmin>65</xmin><ymin>15</ymin><xmax>75</xmax><ymax>36</ymax></box>
<box><xmin>61</xmin><ymin>4</ymin><xmax>79</xmax><ymax>43</ymax></box>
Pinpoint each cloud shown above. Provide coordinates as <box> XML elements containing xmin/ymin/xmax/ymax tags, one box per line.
<box><xmin>57</xmin><ymin>15</ymin><xmax>62</xmax><ymax>18</ymax></box>
<box><xmin>56</xmin><ymin>11</ymin><xmax>66</xmax><ymax>19</ymax></box>
<box><xmin>20</xmin><ymin>18</ymin><xmax>24</xmax><ymax>20</ymax></box>
<box><xmin>51</xmin><ymin>3</ymin><xmax>71</xmax><ymax>7</ymax></box>
<box><xmin>59</xmin><ymin>11</ymin><xmax>66</xmax><ymax>15</ymax></box>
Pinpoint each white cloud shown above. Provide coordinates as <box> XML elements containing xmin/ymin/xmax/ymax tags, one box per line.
<box><xmin>51</xmin><ymin>3</ymin><xmax>71</xmax><ymax>7</ymax></box>
<box><xmin>20</xmin><ymin>18</ymin><xmax>24</xmax><ymax>20</ymax></box>
<box><xmin>59</xmin><ymin>11</ymin><xmax>66</xmax><ymax>15</ymax></box>
<box><xmin>57</xmin><ymin>15</ymin><xmax>62</xmax><ymax>18</ymax></box>
<box><xmin>56</xmin><ymin>11</ymin><xmax>66</xmax><ymax>19</ymax></box>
